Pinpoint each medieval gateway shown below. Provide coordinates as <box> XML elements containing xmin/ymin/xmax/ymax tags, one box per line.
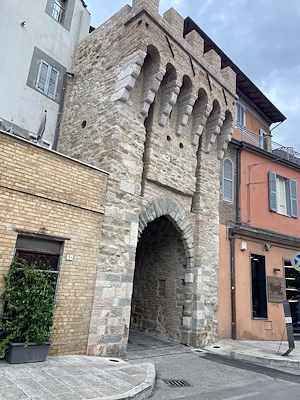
<box><xmin>58</xmin><ymin>0</ymin><xmax>236</xmax><ymax>356</ymax></box>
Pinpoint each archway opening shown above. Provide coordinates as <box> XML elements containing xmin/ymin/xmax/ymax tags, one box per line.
<box><xmin>130</xmin><ymin>216</ymin><xmax>187</xmax><ymax>343</ymax></box>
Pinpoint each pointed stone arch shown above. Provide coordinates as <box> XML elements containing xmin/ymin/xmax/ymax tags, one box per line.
<box><xmin>138</xmin><ymin>196</ymin><xmax>194</xmax><ymax>269</ymax></box>
<box><xmin>137</xmin><ymin>196</ymin><xmax>195</xmax><ymax>345</ymax></box>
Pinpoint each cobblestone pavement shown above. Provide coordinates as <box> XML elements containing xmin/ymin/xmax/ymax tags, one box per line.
<box><xmin>0</xmin><ymin>353</ymin><xmax>155</xmax><ymax>400</ymax></box>
<box><xmin>1</xmin><ymin>331</ymin><xmax>299</xmax><ymax>399</ymax></box>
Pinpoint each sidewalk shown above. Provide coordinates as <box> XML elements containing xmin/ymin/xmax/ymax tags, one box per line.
<box><xmin>0</xmin><ymin>355</ymin><xmax>155</xmax><ymax>400</ymax></box>
<box><xmin>204</xmin><ymin>339</ymin><xmax>300</xmax><ymax>369</ymax></box>
<box><xmin>0</xmin><ymin>337</ymin><xmax>299</xmax><ymax>400</ymax></box>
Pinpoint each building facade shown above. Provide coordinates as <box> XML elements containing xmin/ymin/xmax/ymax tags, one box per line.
<box><xmin>58</xmin><ymin>0</ymin><xmax>237</xmax><ymax>356</ymax></box>
<box><xmin>0</xmin><ymin>131</ymin><xmax>108</xmax><ymax>355</ymax></box>
<box><xmin>218</xmin><ymin>83</ymin><xmax>300</xmax><ymax>340</ymax></box>
<box><xmin>0</xmin><ymin>0</ymin><xmax>90</xmax><ymax>148</ymax></box>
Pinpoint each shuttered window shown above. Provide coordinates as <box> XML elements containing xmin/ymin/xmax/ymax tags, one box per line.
<box><xmin>290</xmin><ymin>179</ymin><xmax>298</xmax><ymax>218</ymax></box>
<box><xmin>269</xmin><ymin>170</ymin><xmax>298</xmax><ymax>218</ymax></box>
<box><xmin>236</xmin><ymin>103</ymin><xmax>245</xmax><ymax>127</ymax></box>
<box><xmin>222</xmin><ymin>158</ymin><xmax>234</xmax><ymax>202</ymax></box>
<box><xmin>36</xmin><ymin>59</ymin><xmax>59</xmax><ymax>99</ymax></box>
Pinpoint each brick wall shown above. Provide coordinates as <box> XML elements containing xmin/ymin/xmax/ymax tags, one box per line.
<box><xmin>0</xmin><ymin>132</ymin><xmax>108</xmax><ymax>355</ymax></box>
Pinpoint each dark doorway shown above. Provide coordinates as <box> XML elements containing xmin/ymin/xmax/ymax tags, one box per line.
<box><xmin>130</xmin><ymin>216</ymin><xmax>187</xmax><ymax>343</ymax></box>
<box><xmin>251</xmin><ymin>254</ymin><xmax>267</xmax><ymax>319</ymax></box>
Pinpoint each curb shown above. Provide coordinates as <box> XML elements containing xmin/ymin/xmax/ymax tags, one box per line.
<box><xmin>231</xmin><ymin>351</ymin><xmax>300</xmax><ymax>369</ymax></box>
<box><xmin>101</xmin><ymin>362</ymin><xmax>156</xmax><ymax>400</ymax></box>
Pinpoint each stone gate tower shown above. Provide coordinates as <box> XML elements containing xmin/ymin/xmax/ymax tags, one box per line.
<box><xmin>58</xmin><ymin>0</ymin><xmax>237</xmax><ymax>356</ymax></box>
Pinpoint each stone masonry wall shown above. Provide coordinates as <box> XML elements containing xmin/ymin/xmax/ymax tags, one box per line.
<box><xmin>0</xmin><ymin>132</ymin><xmax>108</xmax><ymax>355</ymax></box>
<box><xmin>58</xmin><ymin>0</ymin><xmax>237</xmax><ymax>355</ymax></box>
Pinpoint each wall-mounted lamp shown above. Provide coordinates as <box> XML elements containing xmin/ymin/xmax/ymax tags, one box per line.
<box><xmin>21</xmin><ymin>21</ymin><xmax>26</xmax><ymax>27</ymax></box>
<box><xmin>273</xmin><ymin>268</ymin><xmax>281</xmax><ymax>273</ymax></box>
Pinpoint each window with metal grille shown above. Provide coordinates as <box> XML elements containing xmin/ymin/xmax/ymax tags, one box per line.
<box><xmin>36</xmin><ymin>60</ymin><xmax>59</xmax><ymax>99</ymax></box>
<box><xmin>15</xmin><ymin>236</ymin><xmax>62</xmax><ymax>303</ymax></box>
<box><xmin>222</xmin><ymin>158</ymin><xmax>234</xmax><ymax>202</ymax></box>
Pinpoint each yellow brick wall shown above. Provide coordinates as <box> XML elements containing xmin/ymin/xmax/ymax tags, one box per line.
<box><xmin>0</xmin><ymin>132</ymin><xmax>108</xmax><ymax>355</ymax></box>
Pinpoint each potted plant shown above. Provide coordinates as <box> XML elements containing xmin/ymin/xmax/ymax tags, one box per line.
<box><xmin>0</xmin><ymin>255</ymin><xmax>56</xmax><ymax>363</ymax></box>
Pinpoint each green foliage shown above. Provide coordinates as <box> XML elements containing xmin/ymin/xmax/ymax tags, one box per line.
<box><xmin>0</xmin><ymin>256</ymin><xmax>56</xmax><ymax>358</ymax></box>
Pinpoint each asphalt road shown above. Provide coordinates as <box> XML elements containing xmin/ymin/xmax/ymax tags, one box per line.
<box><xmin>125</xmin><ymin>331</ymin><xmax>300</xmax><ymax>400</ymax></box>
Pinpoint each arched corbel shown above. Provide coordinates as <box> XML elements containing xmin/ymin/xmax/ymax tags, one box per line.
<box><xmin>204</xmin><ymin>101</ymin><xmax>224</xmax><ymax>154</ymax></box>
<box><xmin>217</xmin><ymin>110</ymin><xmax>234</xmax><ymax>160</ymax></box>
<box><xmin>176</xmin><ymin>76</ymin><xmax>197</xmax><ymax>136</ymax></box>
<box><xmin>111</xmin><ymin>50</ymin><xmax>147</xmax><ymax>102</ymax></box>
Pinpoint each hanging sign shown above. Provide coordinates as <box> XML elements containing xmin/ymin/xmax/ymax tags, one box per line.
<box><xmin>291</xmin><ymin>252</ymin><xmax>300</xmax><ymax>272</ymax></box>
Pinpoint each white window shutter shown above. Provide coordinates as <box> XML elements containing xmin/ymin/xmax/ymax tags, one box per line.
<box><xmin>36</xmin><ymin>60</ymin><xmax>49</xmax><ymax>93</ymax></box>
<box><xmin>269</xmin><ymin>170</ymin><xmax>277</xmax><ymax>212</ymax></box>
<box><xmin>289</xmin><ymin>179</ymin><xmax>298</xmax><ymax>218</ymax></box>
<box><xmin>222</xmin><ymin>158</ymin><xmax>234</xmax><ymax>202</ymax></box>
<box><xmin>47</xmin><ymin>68</ymin><xmax>59</xmax><ymax>98</ymax></box>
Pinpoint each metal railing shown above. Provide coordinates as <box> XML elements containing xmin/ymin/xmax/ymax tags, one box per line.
<box><xmin>236</xmin><ymin>124</ymin><xmax>300</xmax><ymax>166</ymax></box>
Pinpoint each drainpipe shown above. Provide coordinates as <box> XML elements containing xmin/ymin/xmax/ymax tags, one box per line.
<box><xmin>52</xmin><ymin>72</ymin><xmax>74</xmax><ymax>151</ymax></box>
<box><xmin>229</xmin><ymin>227</ymin><xmax>236</xmax><ymax>340</ymax></box>
<box><xmin>236</xmin><ymin>144</ymin><xmax>245</xmax><ymax>224</ymax></box>
<box><xmin>230</xmin><ymin>143</ymin><xmax>245</xmax><ymax>340</ymax></box>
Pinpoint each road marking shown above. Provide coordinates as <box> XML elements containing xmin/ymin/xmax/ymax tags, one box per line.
<box><xmin>223</xmin><ymin>393</ymin><xmax>260</xmax><ymax>400</ymax></box>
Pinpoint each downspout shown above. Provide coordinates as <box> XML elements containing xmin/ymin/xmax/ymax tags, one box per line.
<box><xmin>52</xmin><ymin>71</ymin><xmax>74</xmax><ymax>151</ymax></box>
<box><xmin>236</xmin><ymin>144</ymin><xmax>245</xmax><ymax>224</ymax></box>
<box><xmin>229</xmin><ymin>227</ymin><xmax>236</xmax><ymax>340</ymax></box>
<box><xmin>230</xmin><ymin>144</ymin><xmax>245</xmax><ymax>340</ymax></box>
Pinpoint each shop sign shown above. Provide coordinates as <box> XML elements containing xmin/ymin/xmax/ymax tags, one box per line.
<box><xmin>267</xmin><ymin>276</ymin><xmax>284</xmax><ymax>303</ymax></box>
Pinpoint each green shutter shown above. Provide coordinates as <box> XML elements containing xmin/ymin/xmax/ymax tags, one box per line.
<box><xmin>289</xmin><ymin>179</ymin><xmax>298</xmax><ymax>218</ymax></box>
<box><xmin>269</xmin><ymin>170</ymin><xmax>277</xmax><ymax>212</ymax></box>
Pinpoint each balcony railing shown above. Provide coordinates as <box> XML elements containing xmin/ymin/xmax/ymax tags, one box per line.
<box><xmin>236</xmin><ymin>124</ymin><xmax>300</xmax><ymax>166</ymax></box>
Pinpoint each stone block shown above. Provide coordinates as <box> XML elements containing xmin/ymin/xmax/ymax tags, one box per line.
<box><xmin>163</xmin><ymin>8</ymin><xmax>184</xmax><ymax>35</ymax></box>
<box><xmin>204</xmin><ymin>49</ymin><xmax>221</xmax><ymax>71</ymax></box>
<box><xmin>185</xmin><ymin>30</ymin><xmax>204</xmax><ymax>59</ymax></box>
<box><xmin>132</xmin><ymin>0</ymin><xmax>159</xmax><ymax>14</ymax></box>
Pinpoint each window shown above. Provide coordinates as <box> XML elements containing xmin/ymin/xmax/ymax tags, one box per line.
<box><xmin>15</xmin><ymin>236</ymin><xmax>63</xmax><ymax>302</ymax></box>
<box><xmin>259</xmin><ymin>128</ymin><xmax>267</xmax><ymax>149</ymax></box>
<box><xmin>36</xmin><ymin>60</ymin><xmax>59</xmax><ymax>99</ymax></box>
<box><xmin>236</xmin><ymin>103</ymin><xmax>245</xmax><ymax>127</ymax></box>
<box><xmin>52</xmin><ymin>0</ymin><xmax>65</xmax><ymax>22</ymax></box>
<box><xmin>269</xmin><ymin>170</ymin><xmax>298</xmax><ymax>218</ymax></box>
<box><xmin>251</xmin><ymin>254</ymin><xmax>267</xmax><ymax>318</ymax></box>
<box><xmin>222</xmin><ymin>158</ymin><xmax>234</xmax><ymax>202</ymax></box>
<box><xmin>45</xmin><ymin>0</ymin><xmax>74</xmax><ymax>31</ymax></box>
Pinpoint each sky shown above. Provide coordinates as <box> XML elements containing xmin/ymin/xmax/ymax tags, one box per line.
<box><xmin>84</xmin><ymin>0</ymin><xmax>300</xmax><ymax>151</ymax></box>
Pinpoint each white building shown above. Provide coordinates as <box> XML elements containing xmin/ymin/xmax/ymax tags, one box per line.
<box><xmin>0</xmin><ymin>0</ymin><xmax>90</xmax><ymax>148</ymax></box>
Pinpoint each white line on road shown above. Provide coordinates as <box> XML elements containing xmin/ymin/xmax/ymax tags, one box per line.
<box><xmin>223</xmin><ymin>393</ymin><xmax>260</xmax><ymax>400</ymax></box>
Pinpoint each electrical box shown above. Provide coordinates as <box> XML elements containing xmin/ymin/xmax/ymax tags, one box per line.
<box><xmin>240</xmin><ymin>241</ymin><xmax>247</xmax><ymax>251</ymax></box>
<box><xmin>66</xmin><ymin>254</ymin><xmax>73</xmax><ymax>261</ymax></box>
